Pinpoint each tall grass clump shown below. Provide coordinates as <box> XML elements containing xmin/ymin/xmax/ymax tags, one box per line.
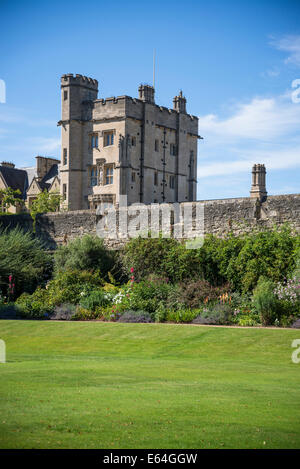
<box><xmin>0</xmin><ymin>227</ymin><xmax>52</xmax><ymax>297</ymax></box>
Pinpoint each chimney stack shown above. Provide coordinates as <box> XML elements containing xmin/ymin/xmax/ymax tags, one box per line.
<box><xmin>250</xmin><ymin>164</ymin><xmax>267</xmax><ymax>201</ymax></box>
<box><xmin>1</xmin><ymin>161</ymin><xmax>15</xmax><ymax>168</ymax></box>
<box><xmin>138</xmin><ymin>84</ymin><xmax>155</xmax><ymax>104</ymax></box>
<box><xmin>173</xmin><ymin>90</ymin><xmax>187</xmax><ymax>113</ymax></box>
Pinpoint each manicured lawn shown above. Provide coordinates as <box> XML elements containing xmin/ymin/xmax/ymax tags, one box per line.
<box><xmin>0</xmin><ymin>321</ymin><xmax>300</xmax><ymax>449</ymax></box>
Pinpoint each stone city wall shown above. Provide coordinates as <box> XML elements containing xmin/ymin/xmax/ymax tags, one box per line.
<box><xmin>0</xmin><ymin>194</ymin><xmax>299</xmax><ymax>250</ymax></box>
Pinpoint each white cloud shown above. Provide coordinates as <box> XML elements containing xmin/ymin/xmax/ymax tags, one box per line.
<box><xmin>270</xmin><ymin>35</ymin><xmax>300</xmax><ymax>67</ymax></box>
<box><xmin>198</xmin><ymin>95</ymin><xmax>300</xmax><ymax>141</ymax></box>
<box><xmin>0</xmin><ymin>136</ymin><xmax>60</xmax><ymax>154</ymax></box>
<box><xmin>198</xmin><ymin>145</ymin><xmax>300</xmax><ymax>179</ymax></box>
<box><xmin>0</xmin><ymin>105</ymin><xmax>57</xmax><ymax>127</ymax></box>
<box><xmin>27</xmin><ymin>137</ymin><xmax>60</xmax><ymax>153</ymax></box>
<box><xmin>197</xmin><ymin>92</ymin><xmax>300</xmax><ymax>187</ymax></box>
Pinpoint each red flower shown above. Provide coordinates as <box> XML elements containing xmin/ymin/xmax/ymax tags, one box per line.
<box><xmin>130</xmin><ymin>267</ymin><xmax>134</xmax><ymax>273</ymax></box>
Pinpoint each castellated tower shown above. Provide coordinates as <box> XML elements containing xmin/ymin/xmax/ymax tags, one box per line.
<box><xmin>250</xmin><ymin>164</ymin><xmax>267</xmax><ymax>201</ymax></box>
<box><xmin>60</xmin><ymin>74</ymin><xmax>98</xmax><ymax>210</ymax></box>
<box><xmin>58</xmin><ymin>74</ymin><xmax>198</xmax><ymax>210</ymax></box>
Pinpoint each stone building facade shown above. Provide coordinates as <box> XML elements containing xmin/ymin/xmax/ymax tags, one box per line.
<box><xmin>26</xmin><ymin>156</ymin><xmax>60</xmax><ymax>207</ymax></box>
<box><xmin>58</xmin><ymin>74</ymin><xmax>199</xmax><ymax>210</ymax></box>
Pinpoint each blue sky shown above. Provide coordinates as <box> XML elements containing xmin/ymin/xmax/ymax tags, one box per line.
<box><xmin>0</xmin><ymin>0</ymin><xmax>300</xmax><ymax>199</ymax></box>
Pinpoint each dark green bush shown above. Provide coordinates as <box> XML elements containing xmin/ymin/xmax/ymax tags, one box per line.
<box><xmin>127</xmin><ymin>280</ymin><xmax>179</xmax><ymax>319</ymax></box>
<box><xmin>122</xmin><ymin>226</ymin><xmax>299</xmax><ymax>293</ymax></box>
<box><xmin>45</xmin><ymin>270</ymin><xmax>104</xmax><ymax>307</ymax></box>
<box><xmin>54</xmin><ymin>235</ymin><xmax>116</xmax><ymax>281</ymax></box>
<box><xmin>0</xmin><ymin>227</ymin><xmax>52</xmax><ymax>297</ymax></box>
<box><xmin>252</xmin><ymin>277</ymin><xmax>279</xmax><ymax>326</ymax></box>
<box><xmin>122</xmin><ymin>236</ymin><xmax>204</xmax><ymax>283</ymax></box>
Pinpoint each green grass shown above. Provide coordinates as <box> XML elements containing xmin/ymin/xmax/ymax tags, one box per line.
<box><xmin>0</xmin><ymin>321</ymin><xmax>300</xmax><ymax>449</ymax></box>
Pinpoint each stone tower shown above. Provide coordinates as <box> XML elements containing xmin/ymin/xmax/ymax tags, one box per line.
<box><xmin>60</xmin><ymin>74</ymin><xmax>98</xmax><ymax>210</ymax></box>
<box><xmin>250</xmin><ymin>164</ymin><xmax>267</xmax><ymax>201</ymax></box>
<box><xmin>58</xmin><ymin>74</ymin><xmax>198</xmax><ymax>210</ymax></box>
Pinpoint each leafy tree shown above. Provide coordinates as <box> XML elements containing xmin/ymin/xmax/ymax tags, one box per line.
<box><xmin>30</xmin><ymin>190</ymin><xmax>61</xmax><ymax>230</ymax></box>
<box><xmin>0</xmin><ymin>187</ymin><xmax>22</xmax><ymax>213</ymax></box>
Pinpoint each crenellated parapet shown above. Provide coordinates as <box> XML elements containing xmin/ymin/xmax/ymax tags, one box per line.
<box><xmin>61</xmin><ymin>73</ymin><xmax>98</xmax><ymax>90</ymax></box>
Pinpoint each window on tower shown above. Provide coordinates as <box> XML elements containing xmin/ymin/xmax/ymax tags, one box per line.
<box><xmin>63</xmin><ymin>148</ymin><xmax>67</xmax><ymax>165</ymax></box>
<box><xmin>169</xmin><ymin>175</ymin><xmax>175</xmax><ymax>189</ymax></box>
<box><xmin>170</xmin><ymin>143</ymin><xmax>177</xmax><ymax>156</ymax></box>
<box><xmin>105</xmin><ymin>165</ymin><xmax>113</xmax><ymax>185</ymax></box>
<box><xmin>103</xmin><ymin>131</ymin><xmax>114</xmax><ymax>147</ymax></box>
<box><xmin>90</xmin><ymin>134</ymin><xmax>98</xmax><ymax>149</ymax></box>
<box><xmin>90</xmin><ymin>167</ymin><xmax>98</xmax><ymax>187</ymax></box>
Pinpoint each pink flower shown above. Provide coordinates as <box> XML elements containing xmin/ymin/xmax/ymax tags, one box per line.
<box><xmin>130</xmin><ymin>268</ymin><xmax>134</xmax><ymax>273</ymax></box>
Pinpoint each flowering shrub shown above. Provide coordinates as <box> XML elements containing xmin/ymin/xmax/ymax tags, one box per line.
<box><xmin>15</xmin><ymin>270</ymin><xmax>105</xmax><ymax>318</ymax></box>
<box><xmin>79</xmin><ymin>289</ymin><xmax>113</xmax><ymax>310</ymax></box>
<box><xmin>178</xmin><ymin>280</ymin><xmax>232</xmax><ymax>309</ymax></box>
<box><xmin>274</xmin><ymin>276</ymin><xmax>300</xmax><ymax>304</ymax></box>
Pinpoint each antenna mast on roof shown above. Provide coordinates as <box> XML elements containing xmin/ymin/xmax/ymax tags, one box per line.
<box><xmin>153</xmin><ymin>48</ymin><xmax>156</xmax><ymax>89</ymax></box>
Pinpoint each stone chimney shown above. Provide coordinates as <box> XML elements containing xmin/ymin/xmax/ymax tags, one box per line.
<box><xmin>173</xmin><ymin>90</ymin><xmax>187</xmax><ymax>113</ymax></box>
<box><xmin>250</xmin><ymin>164</ymin><xmax>267</xmax><ymax>201</ymax></box>
<box><xmin>1</xmin><ymin>161</ymin><xmax>15</xmax><ymax>168</ymax></box>
<box><xmin>36</xmin><ymin>156</ymin><xmax>60</xmax><ymax>181</ymax></box>
<box><xmin>138</xmin><ymin>84</ymin><xmax>155</xmax><ymax>104</ymax></box>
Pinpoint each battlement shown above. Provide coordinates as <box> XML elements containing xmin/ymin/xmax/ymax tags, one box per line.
<box><xmin>61</xmin><ymin>74</ymin><xmax>98</xmax><ymax>89</ymax></box>
<box><xmin>94</xmin><ymin>96</ymin><xmax>127</xmax><ymax>105</ymax></box>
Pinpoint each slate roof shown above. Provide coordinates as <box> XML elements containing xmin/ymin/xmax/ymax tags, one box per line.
<box><xmin>41</xmin><ymin>163</ymin><xmax>59</xmax><ymax>185</ymax></box>
<box><xmin>0</xmin><ymin>165</ymin><xmax>29</xmax><ymax>199</ymax></box>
